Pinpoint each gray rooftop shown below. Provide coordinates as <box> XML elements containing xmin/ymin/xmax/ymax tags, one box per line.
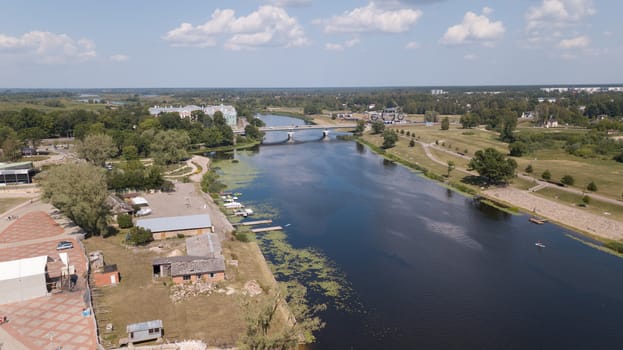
<box><xmin>136</xmin><ymin>214</ymin><xmax>212</xmax><ymax>233</ymax></box>
<box><xmin>127</xmin><ymin>320</ymin><xmax>163</xmax><ymax>333</ymax></box>
<box><xmin>186</xmin><ymin>233</ymin><xmax>222</xmax><ymax>258</ymax></box>
<box><xmin>170</xmin><ymin>258</ymin><xmax>225</xmax><ymax>276</ymax></box>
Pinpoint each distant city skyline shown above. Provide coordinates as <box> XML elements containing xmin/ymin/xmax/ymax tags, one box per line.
<box><xmin>0</xmin><ymin>0</ymin><xmax>621</xmax><ymax>88</ymax></box>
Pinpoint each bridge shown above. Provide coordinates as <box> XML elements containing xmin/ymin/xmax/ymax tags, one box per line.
<box><xmin>233</xmin><ymin>123</ymin><xmax>356</xmax><ymax>142</ymax></box>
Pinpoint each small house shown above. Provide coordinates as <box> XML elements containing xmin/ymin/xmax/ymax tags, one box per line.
<box><xmin>152</xmin><ymin>256</ymin><xmax>225</xmax><ymax>284</ymax></box>
<box><xmin>94</xmin><ymin>264</ymin><xmax>120</xmax><ymax>287</ymax></box>
<box><xmin>126</xmin><ymin>320</ymin><xmax>163</xmax><ymax>344</ymax></box>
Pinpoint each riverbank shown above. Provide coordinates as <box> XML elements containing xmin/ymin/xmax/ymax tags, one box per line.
<box><xmin>357</xmin><ymin>135</ymin><xmax>623</xmax><ymax>244</ymax></box>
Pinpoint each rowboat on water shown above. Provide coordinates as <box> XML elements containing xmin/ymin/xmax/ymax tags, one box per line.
<box><xmin>535</xmin><ymin>242</ymin><xmax>546</xmax><ymax>248</ymax></box>
<box><xmin>529</xmin><ymin>216</ymin><xmax>547</xmax><ymax>224</ymax></box>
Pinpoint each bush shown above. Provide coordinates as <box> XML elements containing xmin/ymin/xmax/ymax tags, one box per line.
<box><xmin>604</xmin><ymin>241</ymin><xmax>623</xmax><ymax>254</ymax></box>
<box><xmin>587</xmin><ymin>181</ymin><xmax>598</xmax><ymax>192</ymax></box>
<box><xmin>541</xmin><ymin>169</ymin><xmax>551</xmax><ymax>180</ymax></box>
<box><xmin>235</xmin><ymin>231</ymin><xmax>251</xmax><ymax>242</ymax></box>
<box><xmin>525</xmin><ymin>164</ymin><xmax>533</xmax><ymax>173</ymax></box>
<box><xmin>409</xmin><ymin>140</ymin><xmax>415</xmax><ymax>147</ymax></box>
<box><xmin>560</xmin><ymin>175</ymin><xmax>575</xmax><ymax>186</ymax></box>
<box><xmin>582</xmin><ymin>195</ymin><xmax>591</xmax><ymax>205</ymax></box>
<box><xmin>126</xmin><ymin>227</ymin><xmax>153</xmax><ymax>245</ymax></box>
<box><xmin>117</xmin><ymin>214</ymin><xmax>133</xmax><ymax>229</ymax></box>
<box><xmin>177</xmin><ymin>233</ymin><xmax>185</xmax><ymax>239</ymax></box>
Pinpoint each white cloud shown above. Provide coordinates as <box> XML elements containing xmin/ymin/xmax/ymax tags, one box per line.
<box><xmin>441</xmin><ymin>8</ymin><xmax>505</xmax><ymax>46</ymax></box>
<box><xmin>526</xmin><ymin>0</ymin><xmax>595</xmax><ymax>30</ymax></box>
<box><xmin>325</xmin><ymin>43</ymin><xmax>344</xmax><ymax>51</ymax></box>
<box><xmin>463</xmin><ymin>53</ymin><xmax>478</xmax><ymax>60</ymax></box>
<box><xmin>557</xmin><ymin>35</ymin><xmax>590</xmax><ymax>49</ymax></box>
<box><xmin>109</xmin><ymin>54</ymin><xmax>129</xmax><ymax>62</ymax></box>
<box><xmin>325</xmin><ymin>38</ymin><xmax>360</xmax><ymax>52</ymax></box>
<box><xmin>0</xmin><ymin>31</ymin><xmax>96</xmax><ymax>64</ymax></box>
<box><xmin>405</xmin><ymin>41</ymin><xmax>420</xmax><ymax>49</ymax></box>
<box><xmin>163</xmin><ymin>6</ymin><xmax>309</xmax><ymax>50</ymax></box>
<box><xmin>316</xmin><ymin>3</ymin><xmax>422</xmax><ymax>33</ymax></box>
<box><xmin>266</xmin><ymin>0</ymin><xmax>311</xmax><ymax>7</ymax></box>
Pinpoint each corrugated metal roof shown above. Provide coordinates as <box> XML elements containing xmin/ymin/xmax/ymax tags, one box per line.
<box><xmin>186</xmin><ymin>233</ymin><xmax>221</xmax><ymax>258</ymax></box>
<box><xmin>127</xmin><ymin>320</ymin><xmax>163</xmax><ymax>333</ymax></box>
<box><xmin>131</xmin><ymin>197</ymin><xmax>149</xmax><ymax>206</ymax></box>
<box><xmin>0</xmin><ymin>255</ymin><xmax>48</xmax><ymax>280</ymax></box>
<box><xmin>171</xmin><ymin>258</ymin><xmax>225</xmax><ymax>276</ymax></box>
<box><xmin>136</xmin><ymin>214</ymin><xmax>212</xmax><ymax>233</ymax></box>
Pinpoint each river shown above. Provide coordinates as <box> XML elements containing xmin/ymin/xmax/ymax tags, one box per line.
<box><xmin>224</xmin><ymin>115</ymin><xmax>623</xmax><ymax>349</ymax></box>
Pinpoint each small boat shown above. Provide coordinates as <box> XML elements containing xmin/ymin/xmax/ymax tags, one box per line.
<box><xmin>535</xmin><ymin>242</ymin><xmax>546</xmax><ymax>248</ymax></box>
<box><xmin>284</xmin><ymin>223</ymin><xmax>291</xmax><ymax>227</ymax></box>
<box><xmin>529</xmin><ymin>216</ymin><xmax>547</xmax><ymax>224</ymax></box>
<box><xmin>234</xmin><ymin>192</ymin><xmax>243</xmax><ymax>196</ymax></box>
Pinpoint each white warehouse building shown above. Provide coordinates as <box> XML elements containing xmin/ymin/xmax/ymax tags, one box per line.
<box><xmin>0</xmin><ymin>256</ymin><xmax>49</xmax><ymax>305</ymax></box>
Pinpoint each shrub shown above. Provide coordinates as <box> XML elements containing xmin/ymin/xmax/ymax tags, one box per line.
<box><xmin>525</xmin><ymin>164</ymin><xmax>533</xmax><ymax>173</ymax></box>
<box><xmin>177</xmin><ymin>233</ymin><xmax>185</xmax><ymax>239</ymax></box>
<box><xmin>117</xmin><ymin>214</ymin><xmax>133</xmax><ymax>229</ymax></box>
<box><xmin>582</xmin><ymin>195</ymin><xmax>591</xmax><ymax>205</ymax></box>
<box><xmin>587</xmin><ymin>181</ymin><xmax>598</xmax><ymax>192</ymax></box>
<box><xmin>560</xmin><ymin>175</ymin><xmax>575</xmax><ymax>186</ymax></box>
<box><xmin>126</xmin><ymin>227</ymin><xmax>153</xmax><ymax>245</ymax></box>
<box><xmin>406</xmin><ymin>131</ymin><xmax>411</xmax><ymax>136</ymax></box>
<box><xmin>235</xmin><ymin>231</ymin><xmax>251</xmax><ymax>242</ymax></box>
<box><xmin>400</xmin><ymin>129</ymin><xmax>405</xmax><ymax>134</ymax></box>
<box><xmin>409</xmin><ymin>140</ymin><xmax>415</xmax><ymax>147</ymax></box>
<box><xmin>604</xmin><ymin>241</ymin><xmax>623</xmax><ymax>254</ymax></box>
<box><xmin>541</xmin><ymin>169</ymin><xmax>551</xmax><ymax>180</ymax></box>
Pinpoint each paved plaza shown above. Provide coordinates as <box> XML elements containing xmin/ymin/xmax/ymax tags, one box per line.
<box><xmin>0</xmin><ymin>202</ymin><xmax>97</xmax><ymax>350</ymax></box>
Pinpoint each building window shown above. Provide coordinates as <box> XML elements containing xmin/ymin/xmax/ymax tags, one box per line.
<box><xmin>209</xmin><ymin>273</ymin><xmax>215</xmax><ymax>278</ymax></box>
<box><xmin>183</xmin><ymin>275</ymin><xmax>190</xmax><ymax>281</ymax></box>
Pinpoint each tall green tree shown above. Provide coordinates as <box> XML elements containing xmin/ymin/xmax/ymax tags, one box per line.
<box><xmin>467</xmin><ymin>148</ymin><xmax>517</xmax><ymax>184</ymax></box>
<box><xmin>371</xmin><ymin>120</ymin><xmax>385</xmax><ymax>134</ymax></box>
<box><xmin>39</xmin><ymin>163</ymin><xmax>109</xmax><ymax>236</ymax></box>
<box><xmin>382</xmin><ymin>129</ymin><xmax>398</xmax><ymax>149</ymax></box>
<box><xmin>441</xmin><ymin>117</ymin><xmax>450</xmax><ymax>130</ymax></box>
<box><xmin>150</xmin><ymin>130</ymin><xmax>190</xmax><ymax>165</ymax></box>
<box><xmin>353</xmin><ymin>120</ymin><xmax>366</xmax><ymax>136</ymax></box>
<box><xmin>77</xmin><ymin>133</ymin><xmax>118</xmax><ymax>166</ymax></box>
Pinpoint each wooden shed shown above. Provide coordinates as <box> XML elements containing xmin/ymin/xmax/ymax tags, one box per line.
<box><xmin>125</xmin><ymin>319</ymin><xmax>163</xmax><ymax>344</ymax></box>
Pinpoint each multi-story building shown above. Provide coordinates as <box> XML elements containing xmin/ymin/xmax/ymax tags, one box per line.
<box><xmin>148</xmin><ymin>104</ymin><xmax>238</xmax><ymax>127</ymax></box>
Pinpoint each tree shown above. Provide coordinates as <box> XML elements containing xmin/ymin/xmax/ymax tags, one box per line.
<box><xmin>525</xmin><ymin>164</ymin><xmax>534</xmax><ymax>173</ymax></box>
<box><xmin>126</xmin><ymin>226</ymin><xmax>153</xmax><ymax>245</ymax></box>
<box><xmin>447</xmin><ymin>160</ymin><xmax>455</xmax><ymax>177</ymax></box>
<box><xmin>541</xmin><ymin>170</ymin><xmax>551</xmax><ymax>180</ymax></box>
<box><xmin>371</xmin><ymin>120</ymin><xmax>385</xmax><ymax>134</ymax></box>
<box><xmin>239</xmin><ymin>282</ymin><xmax>325</xmax><ymax>350</ymax></box>
<box><xmin>499</xmin><ymin>115</ymin><xmax>517</xmax><ymax>143</ymax></box>
<box><xmin>303</xmin><ymin>104</ymin><xmax>321</xmax><ymax>115</ymax></box>
<box><xmin>1</xmin><ymin>136</ymin><xmax>21</xmax><ymax>161</ymax></box>
<box><xmin>353</xmin><ymin>120</ymin><xmax>366</xmax><ymax>136</ymax></box>
<box><xmin>441</xmin><ymin>117</ymin><xmax>450</xmax><ymax>130</ymax></box>
<box><xmin>425</xmin><ymin>110</ymin><xmax>439</xmax><ymax>123</ymax></box>
<box><xmin>587</xmin><ymin>181</ymin><xmax>598</xmax><ymax>192</ymax></box>
<box><xmin>467</xmin><ymin>148</ymin><xmax>518</xmax><ymax>184</ymax></box>
<box><xmin>582</xmin><ymin>195</ymin><xmax>591</xmax><ymax>205</ymax></box>
<box><xmin>122</xmin><ymin>145</ymin><xmax>139</xmax><ymax>160</ymax></box>
<box><xmin>39</xmin><ymin>163</ymin><xmax>109</xmax><ymax>236</ymax></box>
<box><xmin>245</xmin><ymin>124</ymin><xmax>264</xmax><ymax>141</ymax></box>
<box><xmin>460</xmin><ymin>112</ymin><xmax>479</xmax><ymax>128</ymax></box>
<box><xmin>149</xmin><ymin>130</ymin><xmax>190</xmax><ymax>165</ymax></box>
<box><xmin>117</xmin><ymin>214</ymin><xmax>133</xmax><ymax>229</ymax></box>
<box><xmin>382</xmin><ymin>129</ymin><xmax>398</xmax><ymax>149</ymax></box>
<box><xmin>409</xmin><ymin>139</ymin><xmax>415</xmax><ymax>147</ymax></box>
<box><xmin>77</xmin><ymin>133</ymin><xmax>118</xmax><ymax>166</ymax></box>
<box><xmin>508</xmin><ymin>141</ymin><xmax>528</xmax><ymax>157</ymax></box>
<box><xmin>561</xmin><ymin>175</ymin><xmax>575</xmax><ymax>186</ymax></box>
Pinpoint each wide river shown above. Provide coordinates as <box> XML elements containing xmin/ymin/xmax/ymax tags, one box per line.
<box><xmin>226</xmin><ymin>115</ymin><xmax>623</xmax><ymax>349</ymax></box>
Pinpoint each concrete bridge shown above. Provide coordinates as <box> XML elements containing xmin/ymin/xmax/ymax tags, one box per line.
<box><xmin>233</xmin><ymin>123</ymin><xmax>355</xmax><ymax>142</ymax></box>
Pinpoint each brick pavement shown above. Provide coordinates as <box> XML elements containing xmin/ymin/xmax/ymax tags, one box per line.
<box><xmin>0</xmin><ymin>209</ymin><xmax>98</xmax><ymax>350</ymax></box>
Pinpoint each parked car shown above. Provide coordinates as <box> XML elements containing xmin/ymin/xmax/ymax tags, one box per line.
<box><xmin>136</xmin><ymin>207</ymin><xmax>152</xmax><ymax>216</ymax></box>
<box><xmin>56</xmin><ymin>241</ymin><xmax>73</xmax><ymax>250</ymax></box>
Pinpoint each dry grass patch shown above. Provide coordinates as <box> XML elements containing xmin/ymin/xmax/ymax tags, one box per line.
<box><xmin>0</xmin><ymin>197</ymin><xmax>29</xmax><ymax>214</ymax></box>
<box><xmin>84</xmin><ymin>234</ymin><xmax>285</xmax><ymax>348</ymax></box>
<box><xmin>534</xmin><ymin>187</ymin><xmax>623</xmax><ymax>221</ymax></box>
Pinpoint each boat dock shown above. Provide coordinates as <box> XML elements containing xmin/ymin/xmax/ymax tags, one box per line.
<box><xmin>233</xmin><ymin>220</ymin><xmax>273</xmax><ymax>226</ymax></box>
<box><xmin>251</xmin><ymin>226</ymin><xmax>283</xmax><ymax>233</ymax></box>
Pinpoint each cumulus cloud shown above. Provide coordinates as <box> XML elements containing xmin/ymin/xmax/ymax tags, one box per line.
<box><xmin>109</xmin><ymin>54</ymin><xmax>129</xmax><ymax>62</ymax></box>
<box><xmin>324</xmin><ymin>37</ymin><xmax>360</xmax><ymax>51</ymax></box>
<box><xmin>163</xmin><ymin>6</ymin><xmax>309</xmax><ymax>50</ymax></box>
<box><xmin>441</xmin><ymin>8</ymin><xmax>505</xmax><ymax>46</ymax></box>
<box><xmin>316</xmin><ymin>3</ymin><xmax>422</xmax><ymax>33</ymax></box>
<box><xmin>266</xmin><ymin>0</ymin><xmax>311</xmax><ymax>7</ymax></box>
<box><xmin>0</xmin><ymin>31</ymin><xmax>96</xmax><ymax>64</ymax></box>
<box><xmin>526</xmin><ymin>0</ymin><xmax>595</xmax><ymax>30</ymax></box>
<box><xmin>405</xmin><ymin>41</ymin><xmax>420</xmax><ymax>49</ymax></box>
<box><xmin>557</xmin><ymin>35</ymin><xmax>590</xmax><ymax>49</ymax></box>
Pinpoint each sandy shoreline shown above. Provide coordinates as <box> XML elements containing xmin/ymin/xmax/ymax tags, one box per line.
<box><xmin>485</xmin><ymin>187</ymin><xmax>623</xmax><ymax>241</ymax></box>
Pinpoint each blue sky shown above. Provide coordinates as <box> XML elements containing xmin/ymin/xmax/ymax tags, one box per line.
<box><xmin>0</xmin><ymin>0</ymin><xmax>621</xmax><ymax>88</ymax></box>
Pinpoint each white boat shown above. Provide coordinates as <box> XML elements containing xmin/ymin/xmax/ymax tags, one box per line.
<box><xmin>224</xmin><ymin>202</ymin><xmax>243</xmax><ymax>209</ymax></box>
<box><xmin>244</xmin><ymin>208</ymin><xmax>254</xmax><ymax>215</ymax></box>
<box><xmin>535</xmin><ymin>242</ymin><xmax>546</xmax><ymax>248</ymax></box>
